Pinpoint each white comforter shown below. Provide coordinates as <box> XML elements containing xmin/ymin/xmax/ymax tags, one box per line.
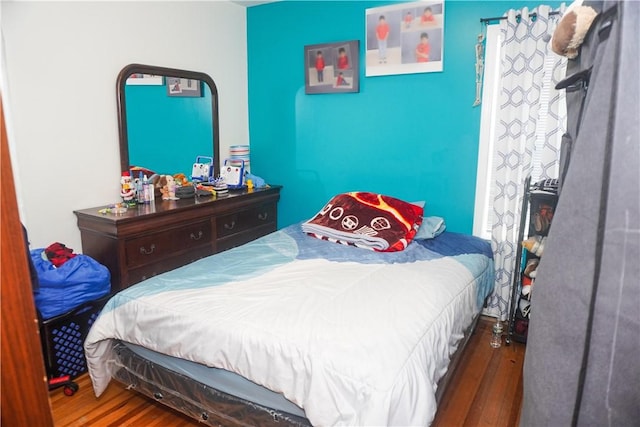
<box><xmin>85</xmin><ymin>226</ymin><xmax>493</xmax><ymax>426</ymax></box>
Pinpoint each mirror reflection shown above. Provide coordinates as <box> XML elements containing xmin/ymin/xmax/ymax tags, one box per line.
<box><xmin>117</xmin><ymin>64</ymin><xmax>220</xmax><ymax>177</ymax></box>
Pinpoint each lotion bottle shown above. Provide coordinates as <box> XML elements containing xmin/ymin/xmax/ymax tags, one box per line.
<box><xmin>142</xmin><ymin>174</ymin><xmax>150</xmax><ymax>204</ymax></box>
<box><xmin>137</xmin><ymin>171</ymin><xmax>145</xmax><ymax>204</ymax></box>
<box><xmin>148</xmin><ymin>176</ymin><xmax>155</xmax><ymax>202</ymax></box>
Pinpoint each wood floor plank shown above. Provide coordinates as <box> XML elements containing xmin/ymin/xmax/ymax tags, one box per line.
<box><xmin>51</xmin><ymin>317</ymin><xmax>526</xmax><ymax>426</ymax></box>
<box><xmin>466</xmin><ymin>347</ymin><xmax>516</xmax><ymax>426</ymax></box>
<box><xmin>502</xmin><ymin>351</ymin><xmax>525</xmax><ymax>427</ymax></box>
<box><xmin>432</xmin><ymin>318</ymin><xmax>525</xmax><ymax>427</ymax></box>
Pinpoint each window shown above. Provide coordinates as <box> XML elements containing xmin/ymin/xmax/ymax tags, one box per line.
<box><xmin>472</xmin><ymin>24</ymin><xmax>502</xmax><ymax>240</ymax></box>
<box><xmin>472</xmin><ymin>23</ymin><xmax>562</xmax><ymax>240</ymax></box>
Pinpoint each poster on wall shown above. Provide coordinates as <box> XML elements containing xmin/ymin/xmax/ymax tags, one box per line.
<box><xmin>305</xmin><ymin>40</ymin><xmax>360</xmax><ymax>94</ymax></box>
<box><xmin>365</xmin><ymin>1</ymin><xmax>444</xmax><ymax>77</ymax></box>
<box><xmin>126</xmin><ymin>74</ymin><xmax>164</xmax><ymax>85</ymax></box>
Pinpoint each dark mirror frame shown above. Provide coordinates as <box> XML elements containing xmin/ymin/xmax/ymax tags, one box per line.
<box><xmin>116</xmin><ymin>63</ymin><xmax>220</xmax><ymax>175</ymax></box>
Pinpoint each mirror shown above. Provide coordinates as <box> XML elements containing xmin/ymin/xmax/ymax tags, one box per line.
<box><xmin>117</xmin><ymin>63</ymin><xmax>220</xmax><ymax>177</ymax></box>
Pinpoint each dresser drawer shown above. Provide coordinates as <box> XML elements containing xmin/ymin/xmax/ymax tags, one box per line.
<box><xmin>126</xmin><ymin>246</ymin><xmax>213</xmax><ymax>285</ymax></box>
<box><xmin>172</xmin><ymin>220</ymin><xmax>212</xmax><ymax>252</ymax></box>
<box><xmin>217</xmin><ymin>203</ymin><xmax>276</xmax><ymax>238</ymax></box>
<box><xmin>217</xmin><ymin>222</ymin><xmax>277</xmax><ymax>253</ymax></box>
<box><xmin>125</xmin><ymin>232</ymin><xmax>173</xmax><ymax>268</ymax></box>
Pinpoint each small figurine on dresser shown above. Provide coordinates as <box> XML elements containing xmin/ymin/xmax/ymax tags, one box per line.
<box><xmin>120</xmin><ymin>171</ymin><xmax>137</xmax><ymax>207</ymax></box>
<box><xmin>159</xmin><ymin>175</ymin><xmax>178</xmax><ymax>200</ymax></box>
<box><xmin>173</xmin><ymin>173</ymin><xmax>189</xmax><ymax>187</ymax></box>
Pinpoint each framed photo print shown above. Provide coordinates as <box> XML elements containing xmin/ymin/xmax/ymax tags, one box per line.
<box><xmin>166</xmin><ymin>78</ymin><xmax>202</xmax><ymax>97</ymax></box>
<box><xmin>305</xmin><ymin>40</ymin><xmax>360</xmax><ymax>94</ymax></box>
<box><xmin>366</xmin><ymin>1</ymin><xmax>444</xmax><ymax>77</ymax></box>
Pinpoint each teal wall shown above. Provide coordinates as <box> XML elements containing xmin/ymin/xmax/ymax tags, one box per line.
<box><xmin>126</xmin><ymin>83</ymin><xmax>213</xmax><ymax>175</ymax></box>
<box><xmin>248</xmin><ymin>1</ymin><xmax>561</xmax><ymax>232</ymax></box>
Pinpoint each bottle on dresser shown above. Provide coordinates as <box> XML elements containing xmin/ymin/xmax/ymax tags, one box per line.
<box><xmin>142</xmin><ymin>174</ymin><xmax>151</xmax><ymax>204</ymax></box>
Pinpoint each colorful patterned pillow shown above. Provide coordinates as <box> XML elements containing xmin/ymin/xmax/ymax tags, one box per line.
<box><xmin>302</xmin><ymin>192</ymin><xmax>424</xmax><ymax>252</ymax></box>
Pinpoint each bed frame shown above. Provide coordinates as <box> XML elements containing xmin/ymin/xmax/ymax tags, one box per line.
<box><xmin>109</xmin><ymin>311</ymin><xmax>484</xmax><ymax>426</ymax></box>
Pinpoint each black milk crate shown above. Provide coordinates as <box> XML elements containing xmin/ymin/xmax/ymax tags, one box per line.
<box><xmin>39</xmin><ymin>294</ymin><xmax>111</xmax><ymax>379</ymax></box>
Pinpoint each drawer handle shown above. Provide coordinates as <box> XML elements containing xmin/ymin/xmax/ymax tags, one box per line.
<box><xmin>224</xmin><ymin>220</ymin><xmax>236</xmax><ymax>230</ymax></box>
<box><xmin>190</xmin><ymin>231</ymin><xmax>203</xmax><ymax>240</ymax></box>
<box><xmin>139</xmin><ymin>244</ymin><xmax>156</xmax><ymax>255</ymax></box>
<box><xmin>258</xmin><ymin>212</ymin><xmax>268</xmax><ymax>221</ymax></box>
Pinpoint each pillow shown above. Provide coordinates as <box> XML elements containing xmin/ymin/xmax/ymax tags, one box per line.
<box><xmin>414</xmin><ymin>216</ymin><xmax>446</xmax><ymax>240</ymax></box>
<box><xmin>302</xmin><ymin>192</ymin><xmax>423</xmax><ymax>252</ymax></box>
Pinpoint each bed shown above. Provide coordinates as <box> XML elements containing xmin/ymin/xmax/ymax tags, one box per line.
<box><xmin>84</xmin><ymin>193</ymin><xmax>494</xmax><ymax>426</ymax></box>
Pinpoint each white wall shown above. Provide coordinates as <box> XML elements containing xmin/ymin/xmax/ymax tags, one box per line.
<box><xmin>2</xmin><ymin>1</ymin><xmax>248</xmax><ymax>251</ymax></box>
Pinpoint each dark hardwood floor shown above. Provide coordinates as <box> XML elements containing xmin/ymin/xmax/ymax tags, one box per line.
<box><xmin>50</xmin><ymin>317</ymin><xmax>525</xmax><ymax>426</ymax></box>
<box><xmin>432</xmin><ymin>318</ymin><xmax>525</xmax><ymax>427</ymax></box>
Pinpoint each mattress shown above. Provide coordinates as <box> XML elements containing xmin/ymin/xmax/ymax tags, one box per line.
<box><xmin>123</xmin><ymin>341</ymin><xmax>306</xmax><ymax>418</ymax></box>
<box><xmin>85</xmin><ymin>224</ymin><xmax>493</xmax><ymax>426</ymax></box>
<box><xmin>111</xmin><ymin>340</ymin><xmax>310</xmax><ymax>426</ymax></box>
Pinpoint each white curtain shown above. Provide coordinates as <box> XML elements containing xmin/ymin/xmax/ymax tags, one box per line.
<box><xmin>485</xmin><ymin>5</ymin><xmax>567</xmax><ymax>320</ymax></box>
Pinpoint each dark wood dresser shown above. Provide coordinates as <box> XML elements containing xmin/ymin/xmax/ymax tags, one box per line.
<box><xmin>74</xmin><ymin>186</ymin><xmax>281</xmax><ymax>292</ymax></box>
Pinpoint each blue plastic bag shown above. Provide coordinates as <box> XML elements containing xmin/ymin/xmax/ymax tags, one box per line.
<box><xmin>31</xmin><ymin>249</ymin><xmax>111</xmax><ymax>320</ymax></box>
